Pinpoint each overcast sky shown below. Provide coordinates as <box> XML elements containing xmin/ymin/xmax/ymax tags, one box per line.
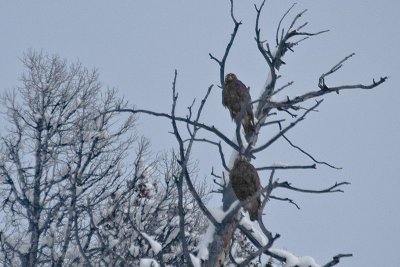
<box><xmin>0</xmin><ymin>1</ymin><xmax>399</xmax><ymax>266</ymax></box>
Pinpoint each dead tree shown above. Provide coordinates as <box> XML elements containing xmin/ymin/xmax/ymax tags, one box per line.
<box><xmin>106</xmin><ymin>1</ymin><xmax>386</xmax><ymax>266</ymax></box>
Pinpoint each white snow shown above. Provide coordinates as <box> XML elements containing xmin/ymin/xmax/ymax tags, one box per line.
<box><xmin>129</xmin><ymin>244</ymin><xmax>140</xmax><ymax>257</ymax></box>
<box><xmin>141</xmin><ymin>232</ymin><xmax>162</xmax><ymax>255</ymax></box>
<box><xmin>197</xmin><ymin>222</ymin><xmax>215</xmax><ymax>260</ymax></box>
<box><xmin>50</xmin><ymin>223</ymin><xmax>56</xmax><ymax>235</ymax></box>
<box><xmin>91</xmin><ymin>212</ymin><xmax>99</xmax><ymax>226</ymax></box>
<box><xmin>44</xmin><ymin>234</ymin><xmax>53</xmax><ymax>247</ymax></box>
<box><xmin>33</xmin><ymin>112</ymin><xmax>42</xmax><ymax>121</ymax></box>
<box><xmin>208</xmin><ymin>207</ymin><xmax>226</xmax><ymax>223</ymax></box>
<box><xmin>209</xmin><ymin>202</ymin><xmax>240</xmax><ymax>223</ymax></box>
<box><xmin>76</xmin><ymin>96</ymin><xmax>82</xmax><ymax>106</ymax></box>
<box><xmin>239</xmin><ymin>214</ymin><xmax>253</xmax><ymax>229</ymax></box>
<box><xmin>270</xmin><ymin>248</ymin><xmax>320</xmax><ymax>267</ymax></box>
<box><xmin>139</xmin><ymin>258</ymin><xmax>160</xmax><ymax>267</ymax></box>
<box><xmin>26</xmin><ymin>189</ymin><xmax>34</xmax><ymax>203</ymax></box>
<box><xmin>164</xmin><ymin>227</ymin><xmax>179</xmax><ymax>245</ymax></box>
<box><xmin>227</xmin><ymin>149</ymin><xmax>239</xmax><ymax>169</ymax></box>
<box><xmin>109</xmin><ymin>237</ymin><xmax>119</xmax><ymax>248</ymax></box>
<box><xmin>94</xmin><ymin>116</ymin><xmax>102</xmax><ymax>129</ymax></box>
<box><xmin>263</xmin><ymin>72</ymin><xmax>273</xmax><ymax>94</ymax></box>
<box><xmin>169</xmin><ymin>216</ymin><xmax>179</xmax><ymax>227</ymax></box>
<box><xmin>254</xmin><ymin>64</ymin><xmax>279</xmax><ymax>113</ymax></box>
<box><xmin>239</xmin><ymin>214</ymin><xmax>267</xmax><ymax>246</ymax></box>
<box><xmin>76</xmin><ymin>186</ymin><xmax>83</xmax><ymax>196</ymax></box>
<box><xmin>190</xmin><ymin>253</ymin><xmax>202</xmax><ymax>267</ymax></box>
<box><xmin>238</xmin><ymin>130</ymin><xmax>249</xmax><ymax>148</ymax></box>
<box><xmin>19</xmin><ymin>238</ymin><xmax>30</xmax><ymax>254</ymax></box>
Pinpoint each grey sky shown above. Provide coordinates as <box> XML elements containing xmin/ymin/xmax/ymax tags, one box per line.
<box><xmin>0</xmin><ymin>1</ymin><xmax>399</xmax><ymax>266</ymax></box>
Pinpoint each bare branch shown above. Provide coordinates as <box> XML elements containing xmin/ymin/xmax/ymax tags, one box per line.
<box><xmin>257</xmin><ymin>164</ymin><xmax>316</xmax><ymax>171</ymax></box>
<box><xmin>320</xmin><ymin>53</ymin><xmax>356</xmax><ymax>84</ymax></box>
<box><xmin>322</xmin><ymin>253</ymin><xmax>353</xmax><ymax>267</ymax></box>
<box><xmin>270</xmin><ymin>81</ymin><xmax>294</xmax><ymax>97</ymax></box>
<box><xmin>237</xmin><ymin>224</ymin><xmax>284</xmax><ymax>262</ymax></box>
<box><xmin>276</xmin><ymin>3</ymin><xmax>297</xmax><ymax>46</ymax></box>
<box><xmin>269</xmin><ymin>75</ymin><xmax>387</xmax><ymax>112</ymax></box>
<box><xmin>252</xmin><ymin>100</ymin><xmax>323</xmax><ymax>154</ymax></box>
<box><xmin>169</xmin><ymin>70</ymin><xmax>194</xmax><ymax>267</ymax></box>
<box><xmin>107</xmin><ymin>108</ymin><xmax>241</xmax><ymax>153</ymax></box>
<box><xmin>276</xmin><ymin>181</ymin><xmax>350</xmax><ymax>194</ymax></box>
<box><xmin>282</xmin><ymin>134</ymin><xmax>341</xmax><ymax>169</ymax></box>
<box><xmin>186</xmin><ymin>138</ymin><xmax>230</xmax><ymax>172</ymax></box>
<box><xmin>209</xmin><ymin>0</ymin><xmax>242</xmax><ymax>90</ymax></box>
<box><xmin>270</xmin><ymin>195</ymin><xmax>301</xmax><ymax>209</ymax></box>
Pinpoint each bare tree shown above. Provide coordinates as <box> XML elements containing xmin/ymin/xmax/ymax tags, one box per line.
<box><xmin>109</xmin><ymin>1</ymin><xmax>387</xmax><ymax>267</ymax></box>
<box><xmin>0</xmin><ymin>51</ymin><xmax>211</xmax><ymax>267</ymax></box>
<box><xmin>0</xmin><ymin>51</ymin><xmax>136</xmax><ymax>266</ymax></box>
<box><xmin>0</xmin><ymin>1</ymin><xmax>388</xmax><ymax>266</ymax></box>
<box><xmin>77</xmin><ymin>143</ymin><xmax>209</xmax><ymax>267</ymax></box>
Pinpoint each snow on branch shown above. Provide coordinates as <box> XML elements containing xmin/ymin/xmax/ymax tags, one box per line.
<box><xmin>141</xmin><ymin>233</ymin><xmax>162</xmax><ymax>255</ymax></box>
<box><xmin>270</xmin><ymin>248</ymin><xmax>320</xmax><ymax>267</ymax></box>
<box><xmin>90</xmin><ymin>1</ymin><xmax>387</xmax><ymax>266</ymax></box>
<box><xmin>139</xmin><ymin>258</ymin><xmax>160</xmax><ymax>267</ymax></box>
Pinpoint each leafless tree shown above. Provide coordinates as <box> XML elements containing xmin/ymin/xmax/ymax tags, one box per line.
<box><xmin>0</xmin><ymin>51</ymin><xmax>135</xmax><ymax>266</ymax></box>
<box><xmin>1</xmin><ymin>1</ymin><xmax>388</xmax><ymax>266</ymax></box>
<box><xmin>110</xmin><ymin>1</ymin><xmax>387</xmax><ymax>267</ymax></box>
<box><xmin>0</xmin><ymin>51</ymin><xmax>210</xmax><ymax>267</ymax></box>
<box><xmin>77</xmin><ymin>144</ymin><xmax>209</xmax><ymax>267</ymax></box>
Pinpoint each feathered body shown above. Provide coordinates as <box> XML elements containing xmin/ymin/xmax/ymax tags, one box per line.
<box><xmin>223</xmin><ymin>73</ymin><xmax>255</xmax><ymax>135</ymax></box>
<box><xmin>230</xmin><ymin>158</ymin><xmax>261</xmax><ymax>221</ymax></box>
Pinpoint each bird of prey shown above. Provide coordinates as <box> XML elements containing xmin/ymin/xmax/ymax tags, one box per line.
<box><xmin>223</xmin><ymin>73</ymin><xmax>255</xmax><ymax>136</ymax></box>
<box><xmin>230</xmin><ymin>157</ymin><xmax>261</xmax><ymax>221</ymax></box>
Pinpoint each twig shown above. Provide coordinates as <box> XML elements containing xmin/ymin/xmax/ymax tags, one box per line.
<box><xmin>322</xmin><ymin>253</ymin><xmax>353</xmax><ymax>267</ymax></box>
<box><xmin>268</xmin><ymin>74</ymin><xmax>387</xmax><ymax>112</ymax></box>
<box><xmin>186</xmin><ymin>138</ymin><xmax>230</xmax><ymax>172</ymax></box>
<box><xmin>319</xmin><ymin>53</ymin><xmax>356</xmax><ymax>87</ymax></box>
<box><xmin>269</xmin><ymin>195</ymin><xmax>300</xmax><ymax>209</ymax></box>
<box><xmin>107</xmin><ymin>108</ymin><xmax>240</xmax><ymax>153</ymax></box>
<box><xmin>237</xmin><ymin>224</ymin><xmax>284</xmax><ymax>262</ymax></box>
<box><xmin>252</xmin><ymin>100</ymin><xmax>322</xmax><ymax>154</ymax></box>
<box><xmin>282</xmin><ymin>134</ymin><xmax>341</xmax><ymax>169</ymax></box>
<box><xmin>276</xmin><ymin>3</ymin><xmax>297</xmax><ymax>46</ymax></box>
<box><xmin>256</xmin><ymin>164</ymin><xmax>316</xmax><ymax>171</ymax></box>
<box><xmin>276</xmin><ymin>181</ymin><xmax>350</xmax><ymax>194</ymax></box>
<box><xmin>169</xmin><ymin>70</ymin><xmax>194</xmax><ymax>267</ymax></box>
<box><xmin>209</xmin><ymin>0</ymin><xmax>242</xmax><ymax>90</ymax></box>
<box><xmin>270</xmin><ymin>81</ymin><xmax>294</xmax><ymax>97</ymax></box>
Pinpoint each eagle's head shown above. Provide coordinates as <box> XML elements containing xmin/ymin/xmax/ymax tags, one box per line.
<box><xmin>225</xmin><ymin>73</ymin><xmax>237</xmax><ymax>83</ymax></box>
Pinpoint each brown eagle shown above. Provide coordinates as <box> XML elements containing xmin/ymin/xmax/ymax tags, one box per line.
<box><xmin>230</xmin><ymin>158</ymin><xmax>261</xmax><ymax>221</ymax></box>
<box><xmin>223</xmin><ymin>73</ymin><xmax>255</xmax><ymax>135</ymax></box>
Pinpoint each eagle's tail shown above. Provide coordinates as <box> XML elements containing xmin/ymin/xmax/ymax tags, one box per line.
<box><xmin>242</xmin><ymin>114</ymin><xmax>255</xmax><ymax>142</ymax></box>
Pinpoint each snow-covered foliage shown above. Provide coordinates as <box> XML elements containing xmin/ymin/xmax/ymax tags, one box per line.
<box><xmin>0</xmin><ymin>52</ymin><xmax>136</xmax><ymax>266</ymax></box>
<box><xmin>0</xmin><ymin>52</ymin><xmax>209</xmax><ymax>266</ymax></box>
<box><xmin>140</xmin><ymin>258</ymin><xmax>160</xmax><ymax>267</ymax></box>
<box><xmin>84</xmin><ymin>150</ymin><xmax>209</xmax><ymax>266</ymax></box>
<box><xmin>227</xmin><ymin>231</ymin><xmax>263</xmax><ymax>267</ymax></box>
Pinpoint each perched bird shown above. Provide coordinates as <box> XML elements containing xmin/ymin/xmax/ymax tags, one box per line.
<box><xmin>229</xmin><ymin>158</ymin><xmax>261</xmax><ymax>221</ymax></box>
<box><xmin>223</xmin><ymin>73</ymin><xmax>255</xmax><ymax>136</ymax></box>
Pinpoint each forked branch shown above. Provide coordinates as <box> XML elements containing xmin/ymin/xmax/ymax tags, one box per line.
<box><xmin>209</xmin><ymin>0</ymin><xmax>242</xmax><ymax>90</ymax></box>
